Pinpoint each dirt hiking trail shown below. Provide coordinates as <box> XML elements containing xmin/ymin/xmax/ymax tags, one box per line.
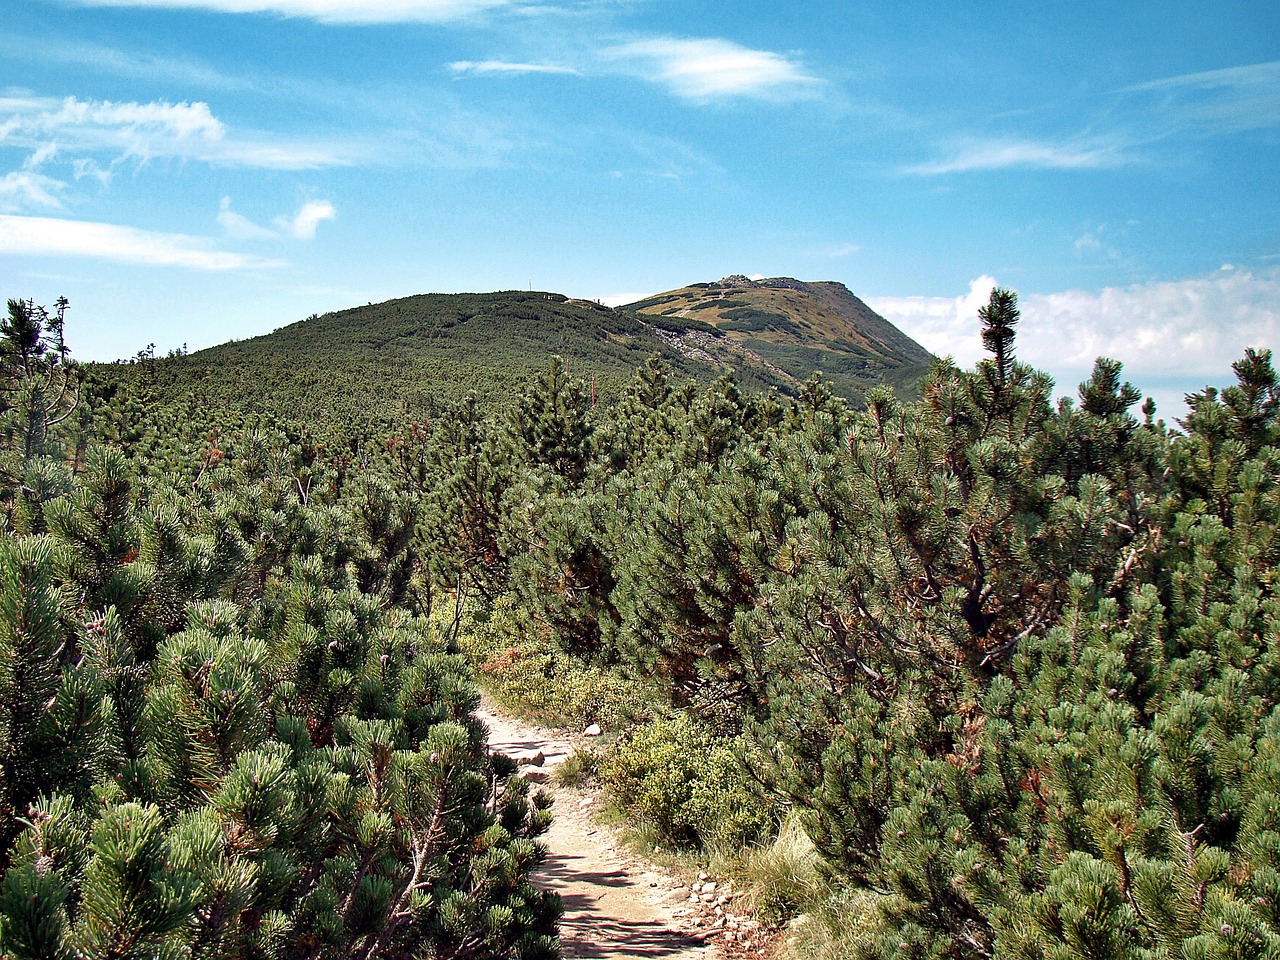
<box><xmin>478</xmin><ymin>698</ymin><xmax>769</xmax><ymax>960</ymax></box>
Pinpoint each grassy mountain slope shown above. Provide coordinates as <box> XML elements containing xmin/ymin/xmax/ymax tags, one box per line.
<box><xmin>92</xmin><ymin>284</ymin><xmax>932</xmax><ymax>438</ymax></box>
<box><xmin>624</xmin><ymin>275</ymin><xmax>932</xmax><ymax>400</ymax></box>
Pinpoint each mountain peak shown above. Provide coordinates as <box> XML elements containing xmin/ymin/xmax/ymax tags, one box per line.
<box><xmin>621</xmin><ymin>276</ymin><xmax>932</xmax><ymax>401</ymax></box>
<box><xmin>717</xmin><ymin>274</ymin><xmax>808</xmax><ymax>291</ymax></box>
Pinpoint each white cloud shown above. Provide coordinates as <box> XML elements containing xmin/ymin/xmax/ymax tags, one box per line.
<box><xmin>1072</xmin><ymin>224</ymin><xmax>1122</xmax><ymax>260</ymax></box>
<box><xmin>868</xmin><ymin>270</ymin><xmax>1280</xmax><ymax>410</ymax></box>
<box><xmin>869</xmin><ymin>276</ymin><xmax>999</xmax><ymax>369</ymax></box>
<box><xmin>1020</xmin><ymin>272</ymin><xmax>1280</xmax><ymax>379</ymax></box>
<box><xmin>1121</xmin><ymin>60</ymin><xmax>1280</xmax><ymax>94</ymax></box>
<box><xmin>822</xmin><ymin>242</ymin><xmax>862</xmax><ymax>259</ymax></box>
<box><xmin>0</xmin><ymin>96</ymin><xmax>352</xmax><ymax>170</ymax></box>
<box><xmin>596</xmin><ymin>291</ymin><xmax>651</xmax><ymax>308</ymax></box>
<box><xmin>276</xmin><ymin>199</ymin><xmax>335</xmax><ymax>239</ymax></box>
<box><xmin>0</xmin><ymin>172</ymin><xmax>68</xmax><ymax>213</ymax></box>
<box><xmin>0</xmin><ymin>96</ymin><xmax>225</xmax><ymax>145</ymax></box>
<box><xmin>1074</xmin><ymin>231</ymin><xmax>1102</xmax><ymax>252</ymax></box>
<box><xmin>217</xmin><ymin>196</ymin><xmax>277</xmax><ymax>240</ymax></box>
<box><xmin>25</xmin><ymin>143</ymin><xmax>59</xmax><ymax>169</ymax></box>
<box><xmin>450</xmin><ymin>60</ymin><xmax>580</xmax><ymax>76</ymax></box>
<box><xmin>63</xmin><ymin>0</ymin><xmax>510</xmax><ymax>23</ymax></box>
<box><xmin>72</xmin><ymin>158</ymin><xmax>113</xmax><ymax>185</ymax></box>
<box><xmin>219</xmin><ymin>197</ymin><xmax>335</xmax><ymax>240</ymax></box>
<box><xmin>604</xmin><ymin>37</ymin><xmax>819</xmax><ymax>103</ymax></box>
<box><xmin>217</xmin><ymin>140</ymin><xmax>351</xmax><ymax>168</ymax></box>
<box><xmin>0</xmin><ymin>214</ymin><xmax>287</xmax><ymax>270</ymax></box>
<box><xmin>908</xmin><ymin>138</ymin><xmax>1129</xmax><ymax>175</ymax></box>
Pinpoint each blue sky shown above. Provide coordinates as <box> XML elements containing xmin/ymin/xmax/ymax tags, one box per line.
<box><xmin>2</xmin><ymin>0</ymin><xmax>1278</xmax><ymax>416</ymax></box>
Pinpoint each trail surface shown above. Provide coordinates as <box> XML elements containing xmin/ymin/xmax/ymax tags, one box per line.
<box><xmin>477</xmin><ymin>699</ymin><xmax>712</xmax><ymax>960</ymax></box>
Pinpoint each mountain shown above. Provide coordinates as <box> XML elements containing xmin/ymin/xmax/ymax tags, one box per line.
<box><xmin>622</xmin><ymin>275</ymin><xmax>932</xmax><ymax>401</ymax></box>
<box><xmin>101</xmin><ymin>283</ymin><xmax>932</xmax><ymax>437</ymax></box>
<box><xmin>157</xmin><ymin>291</ymin><xmax>773</xmax><ymax>426</ymax></box>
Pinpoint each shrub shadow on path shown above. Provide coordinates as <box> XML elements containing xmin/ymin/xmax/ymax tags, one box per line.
<box><xmin>479</xmin><ymin>699</ymin><xmax>709</xmax><ymax>960</ymax></box>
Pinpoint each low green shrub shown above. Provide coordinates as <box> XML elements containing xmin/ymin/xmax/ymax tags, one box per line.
<box><xmin>599</xmin><ymin>714</ymin><xmax>779</xmax><ymax>850</ymax></box>
<box><xmin>719</xmin><ymin>307</ymin><xmax>802</xmax><ymax>335</ymax></box>
<box><xmin>451</xmin><ymin>597</ymin><xmax>656</xmax><ymax>731</ymax></box>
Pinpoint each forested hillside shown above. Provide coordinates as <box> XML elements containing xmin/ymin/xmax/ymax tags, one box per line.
<box><xmin>97</xmin><ymin>283</ymin><xmax>931</xmax><ymax>443</ymax></box>
<box><xmin>179</xmin><ymin>291</ymin><xmax>735</xmax><ymax>422</ymax></box>
<box><xmin>3</xmin><ymin>287</ymin><xmax>1280</xmax><ymax>960</ymax></box>
<box><xmin>0</xmin><ymin>297</ymin><xmax>560</xmax><ymax>960</ymax></box>
<box><xmin>116</xmin><ymin>293</ymin><xmax>792</xmax><ymax>444</ymax></box>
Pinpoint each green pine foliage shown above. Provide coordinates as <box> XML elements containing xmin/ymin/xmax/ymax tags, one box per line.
<box><xmin>7</xmin><ymin>286</ymin><xmax>1280</xmax><ymax>960</ymax></box>
<box><xmin>0</xmin><ymin>298</ymin><xmax>80</xmax><ymax>478</ymax></box>
<box><xmin>598</xmin><ymin>714</ymin><xmax>776</xmax><ymax>850</ymax></box>
<box><xmin>0</xmin><ymin>300</ymin><xmax>560</xmax><ymax>960</ymax></box>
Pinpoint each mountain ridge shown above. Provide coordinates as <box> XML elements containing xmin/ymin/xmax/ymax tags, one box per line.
<box><xmin>124</xmin><ymin>280</ymin><xmax>932</xmax><ymax>434</ymax></box>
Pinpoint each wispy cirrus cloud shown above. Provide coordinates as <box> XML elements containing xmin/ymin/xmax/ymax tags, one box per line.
<box><xmin>907</xmin><ymin>137</ymin><xmax>1130</xmax><ymax>175</ymax></box>
<box><xmin>218</xmin><ymin>197</ymin><xmax>337</xmax><ymax>240</ymax></box>
<box><xmin>0</xmin><ymin>143</ymin><xmax>70</xmax><ymax>213</ymax></box>
<box><xmin>0</xmin><ymin>96</ymin><xmax>353</xmax><ymax>170</ymax></box>
<box><xmin>12</xmin><ymin>35</ymin><xmax>254</xmax><ymax>92</ymax></box>
<box><xmin>0</xmin><ymin>172</ymin><xmax>68</xmax><ymax>213</ymax></box>
<box><xmin>1121</xmin><ymin>59</ymin><xmax>1280</xmax><ymax>95</ymax></box>
<box><xmin>60</xmin><ymin>0</ymin><xmax>511</xmax><ymax>23</ymax></box>
<box><xmin>1119</xmin><ymin>59</ymin><xmax>1280</xmax><ymax>136</ymax></box>
<box><xmin>912</xmin><ymin>59</ymin><xmax>1280</xmax><ymax>177</ymax></box>
<box><xmin>0</xmin><ymin>214</ymin><xmax>287</xmax><ymax>270</ymax></box>
<box><xmin>450</xmin><ymin>60</ymin><xmax>580</xmax><ymax>76</ymax></box>
<box><xmin>603</xmin><ymin>37</ymin><xmax>820</xmax><ymax>103</ymax></box>
<box><xmin>217</xmin><ymin>198</ymin><xmax>278</xmax><ymax>240</ymax></box>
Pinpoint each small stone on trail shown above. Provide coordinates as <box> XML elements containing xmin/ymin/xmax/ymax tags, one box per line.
<box><xmin>577</xmin><ymin>797</ymin><xmax>593</xmax><ymax>809</ymax></box>
<box><xmin>583</xmin><ymin>723</ymin><xmax>603</xmax><ymax>737</ymax></box>
<box><xmin>522</xmin><ymin>768</ymin><xmax>551</xmax><ymax>783</ymax></box>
